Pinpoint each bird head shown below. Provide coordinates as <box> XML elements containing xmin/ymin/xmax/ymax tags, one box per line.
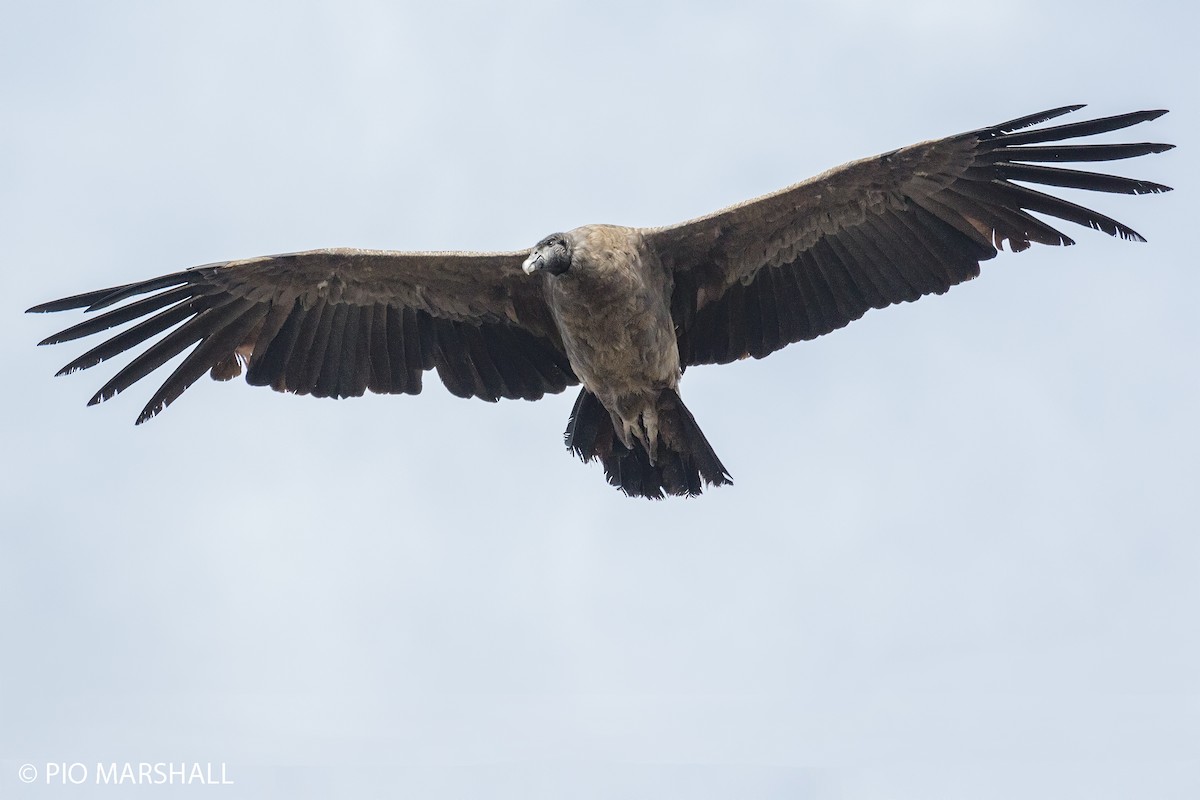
<box><xmin>522</xmin><ymin>233</ymin><xmax>573</xmax><ymax>276</ymax></box>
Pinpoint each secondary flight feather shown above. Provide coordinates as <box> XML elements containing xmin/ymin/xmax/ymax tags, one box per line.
<box><xmin>28</xmin><ymin>106</ymin><xmax>1174</xmax><ymax>498</ymax></box>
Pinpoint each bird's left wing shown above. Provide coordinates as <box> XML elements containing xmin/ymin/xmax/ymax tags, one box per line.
<box><xmin>28</xmin><ymin>248</ymin><xmax>577</xmax><ymax>422</ymax></box>
<box><xmin>648</xmin><ymin>106</ymin><xmax>1173</xmax><ymax>366</ymax></box>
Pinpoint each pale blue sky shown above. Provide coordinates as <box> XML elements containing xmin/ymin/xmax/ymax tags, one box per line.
<box><xmin>2</xmin><ymin>1</ymin><xmax>1196</xmax><ymax>798</ymax></box>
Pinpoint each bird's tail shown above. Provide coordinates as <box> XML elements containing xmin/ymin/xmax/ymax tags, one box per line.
<box><xmin>564</xmin><ymin>387</ymin><xmax>733</xmax><ymax>499</ymax></box>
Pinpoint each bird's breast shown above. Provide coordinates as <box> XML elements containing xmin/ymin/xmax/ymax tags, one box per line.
<box><xmin>546</xmin><ymin>247</ymin><xmax>679</xmax><ymax>400</ymax></box>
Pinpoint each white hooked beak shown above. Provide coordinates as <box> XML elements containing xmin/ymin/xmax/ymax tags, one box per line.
<box><xmin>521</xmin><ymin>252</ymin><xmax>544</xmax><ymax>275</ymax></box>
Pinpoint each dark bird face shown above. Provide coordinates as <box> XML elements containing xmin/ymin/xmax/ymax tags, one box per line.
<box><xmin>522</xmin><ymin>233</ymin><xmax>572</xmax><ymax>276</ymax></box>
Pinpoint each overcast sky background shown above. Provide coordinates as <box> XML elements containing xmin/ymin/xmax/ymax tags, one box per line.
<box><xmin>1</xmin><ymin>1</ymin><xmax>1196</xmax><ymax>798</ymax></box>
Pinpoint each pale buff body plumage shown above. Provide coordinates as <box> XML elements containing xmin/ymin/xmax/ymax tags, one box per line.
<box><xmin>543</xmin><ymin>225</ymin><xmax>679</xmax><ymax>458</ymax></box>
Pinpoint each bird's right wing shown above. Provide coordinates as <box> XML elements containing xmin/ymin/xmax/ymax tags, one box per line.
<box><xmin>28</xmin><ymin>248</ymin><xmax>578</xmax><ymax>423</ymax></box>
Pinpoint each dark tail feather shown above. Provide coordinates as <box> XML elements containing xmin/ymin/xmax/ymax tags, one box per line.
<box><xmin>564</xmin><ymin>388</ymin><xmax>733</xmax><ymax>499</ymax></box>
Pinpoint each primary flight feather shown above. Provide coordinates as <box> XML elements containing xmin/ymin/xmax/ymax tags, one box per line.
<box><xmin>28</xmin><ymin>105</ymin><xmax>1174</xmax><ymax>498</ymax></box>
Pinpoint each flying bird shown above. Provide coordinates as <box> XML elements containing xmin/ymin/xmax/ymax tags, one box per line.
<box><xmin>28</xmin><ymin>105</ymin><xmax>1173</xmax><ymax>498</ymax></box>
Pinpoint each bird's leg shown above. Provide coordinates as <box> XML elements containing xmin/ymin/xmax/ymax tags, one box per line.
<box><xmin>606</xmin><ymin>401</ymin><xmax>661</xmax><ymax>465</ymax></box>
<box><xmin>640</xmin><ymin>406</ymin><xmax>660</xmax><ymax>465</ymax></box>
<box><xmin>607</xmin><ymin>407</ymin><xmax>635</xmax><ymax>451</ymax></box>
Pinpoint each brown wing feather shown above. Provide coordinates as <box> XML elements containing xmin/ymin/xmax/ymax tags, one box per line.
<box><xmin>649</xmin><ymin>106</ymin><xmax>1173</xmax><ymax>367</ymax></box>
<box><xmin>28</xmin><ymin>248</ymin><xmax>577</xmax><ymax>422</ymax></box>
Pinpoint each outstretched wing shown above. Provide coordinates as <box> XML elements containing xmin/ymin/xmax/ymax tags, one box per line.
<box><xmin>650</xmin><ymin>106</ymin><xmax>1173</xmax><ymax>366</ymax></box>
<box><xmin>28</xmin><ymin>248</ymin><xmax>577</xmax><ymax>423</ymax></box>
